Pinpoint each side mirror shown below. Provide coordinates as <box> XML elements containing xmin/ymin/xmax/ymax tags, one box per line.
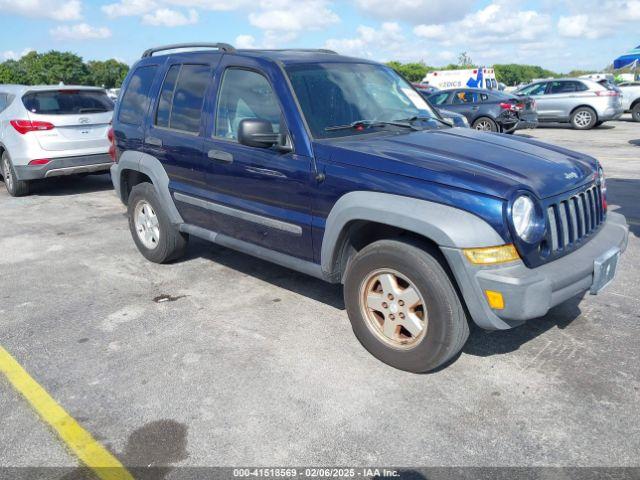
<box><xmin>238</xmin><ymin>118</ymin><xmax>291</xmax><ymax>152</ymax></box>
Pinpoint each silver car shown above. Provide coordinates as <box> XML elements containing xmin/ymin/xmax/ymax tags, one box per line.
<box><xmin>514</xmin><ymin>78</ymin><xmax>623</xmax><ymax>130</ymax></box>
<box><xmin>0</xmin><ymin>85</ymin><xmax>114</xmax><ymax>196</ymax></box>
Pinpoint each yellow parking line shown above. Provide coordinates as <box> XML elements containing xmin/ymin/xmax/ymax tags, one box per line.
<box><xmin>0</xmin><ymin>346</ymin><xmax>133</xmax><ymax>480</ymax></box>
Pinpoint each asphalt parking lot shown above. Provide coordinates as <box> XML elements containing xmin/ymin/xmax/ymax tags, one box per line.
<box><xmin>1</xmin><ymin>116</ymin><xmax>639</xmax><ymax>475</ymax></box>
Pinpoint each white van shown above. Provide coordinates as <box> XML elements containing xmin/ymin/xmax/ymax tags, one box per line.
<box><xmin>422</xmin><ymin>68</ymin><xmax>498</xmax><ymax>90</ymax></box>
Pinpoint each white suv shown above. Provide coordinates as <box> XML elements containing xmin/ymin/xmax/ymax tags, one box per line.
<box><xmin>0</xmin><ymin>85</ymin><xmax>114</xmax><ymax>196</ymax></box>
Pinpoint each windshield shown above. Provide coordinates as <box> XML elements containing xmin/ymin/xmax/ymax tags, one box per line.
<box><xmin>22</xmin><ymin>90</ymin><xmax>114</xmax><ymax>115</ymax></box>
<box><xmin>286</xmin><ymin>62</ymin><xmax>438</xmax><ymax>138</ymax></box>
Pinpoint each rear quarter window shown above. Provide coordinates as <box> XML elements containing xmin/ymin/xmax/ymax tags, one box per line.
<box><xmin>22</xmin><ymin>90</ymin><xmax>113</xmax><ymax>115</ymax></box>
<box><xmin>0</xmin><ymin>93</ymin><xmax>7</xmax><ymax>112</ymax></box>
<box><xmin>118</xmin><ymin>65</ymin><xmax>158</xmax><ymax>125</ymax></box>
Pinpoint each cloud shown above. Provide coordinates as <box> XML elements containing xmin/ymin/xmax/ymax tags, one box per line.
<box><xmin>235</xmin><ymin>34</ymin><xmax>257</xmax><ymax>49</ymax></box>
<box><xmin>414</xmin><ymin>3</ymin><xmax>552</xmax><ymax>44</ymax></box>
<box><xmin>557</xmin><ymin>1</ymin><xmax>640</xmax><ymax>39</ymax></box>
<box><xmin>50</xmin><ymin>23</ymin><xmax>112</xmax><ymax>40</ymax></box>
<box><xmin>142</xmin><ymin>8</ymin><xmax>198</xmax><ymax>26</ymax></box>
<box><xmin>102</xmin><ymin>0</ymin><xmax>157</xmax><ymax>17</ymax></box>
<box><xmin>355</xmin><ymin>0</ymin><xmax>475</xmax><ymax>24</ymax></box>
<box><xmin>0</xmin><ymin>0</ymin><xmax>82</xmax><ymax>20</ymax></box>
<box><xmin>2</xmin><ymin>48</ymin><xmax>35</xmax><ymax>61</ymax></box>
<box><xmin>324</xmin><ymin>22</ymin><xmax>406</xmax><ymax>60</ymax></box>
<box><xmin>248</xmin><ymin>1</ymin><xmax>339</xmax><ymax>33</ymax></box>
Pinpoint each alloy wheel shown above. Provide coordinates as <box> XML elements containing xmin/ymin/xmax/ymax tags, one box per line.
<box><xmin>3</xmin><ymin>158</ymin><xmax>13</xmax><ymax>192</ymax></box>
<box><xmin>134</xmin><ymin>200</ymin><xmax>160</xmax><ymax>250</ymax></box>
<box><xmin>475</xmin><ymin>120</ymin><xmax>493</xmax><ymax>131</ymax></box>
<box><xmin>574</xmin><ymin>110</ymin><xmax>593</xmax><ymax>128</ymax></box>
<box><xmin>359</xmin><ymin>269</ymin><xmax>428</xmax><ymax>349</ymax></box>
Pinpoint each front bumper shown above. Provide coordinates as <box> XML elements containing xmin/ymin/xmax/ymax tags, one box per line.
<box><xmin>14</xmin><ymin>154</ymin><xmax>114</xmax><ymax>181</ymax></box>
<box><xmin>441</xmin><ymin>212</ymin><xmax>629</xmax><ymax>330</ymax></box>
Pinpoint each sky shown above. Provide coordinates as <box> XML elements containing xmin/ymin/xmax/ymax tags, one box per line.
<box><xmin>0</xmin><ymin>0</ymin><xmax>638</xmax><ymax>72</ymax></box>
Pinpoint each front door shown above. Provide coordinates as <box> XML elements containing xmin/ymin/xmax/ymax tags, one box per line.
<box><xmin>197</xmin><ymin>59</ymin><xmax>313</xmax><ymax>261</ymax></box>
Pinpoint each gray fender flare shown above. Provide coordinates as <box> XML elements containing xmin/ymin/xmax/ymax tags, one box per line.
<box><xmin>320</xmin><ymin>191</ymin><xmax>505</xmax><ymax>275</ymax></box>
<box><xmin>114</xmin><ymin>150</ymin><xmax>183</xmax><ymax>225</ymax></box>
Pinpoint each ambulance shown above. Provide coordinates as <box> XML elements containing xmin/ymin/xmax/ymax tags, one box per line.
<box><xmin>422</xmin><ymin>67</ymin><xmax>498</xmax><ymax>90</ymax></box>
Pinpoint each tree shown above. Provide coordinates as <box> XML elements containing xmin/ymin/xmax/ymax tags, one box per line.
<box><xmin>457</xmin><ymin>52</ymin><xmax>474</xmax><ymax>68</ymax></box>
<box><xmin>17</xmin><ymin>51</ymin><xmax>90</xmax><ymax>85</ymax></box>
<box><xmin>386</xmin><ymin>61</ymin><xmax>431</xmax><ymax>82</ymax></box>
<box><xmin>0</xmin><ymin>60</ymin><xmax>24</xmax><ymax>84</ymax></box>
<box><xmin>87</xmin><ymin>59</ymin><xmax>129</xmax><ymax>88</ymax></box>
<box><xmin>493</xmin><ymin>64</ymin><xmax>558</xmax><ymax>86</ymax></box>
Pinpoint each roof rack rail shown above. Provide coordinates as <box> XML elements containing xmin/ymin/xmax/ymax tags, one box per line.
<box><xmin>141</xmin><ymin>43</ymin><xmax>236</xmax><ymax>58</ymax></box>
<box><xmin>245</xmin><ymin>48</ymin><xmax>338</xmax><ymax>54</ymax></box>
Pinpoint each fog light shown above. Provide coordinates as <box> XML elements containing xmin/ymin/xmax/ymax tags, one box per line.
<box><xmin>485</xmin><ymin>290</ymin><xmax>505</xmax><ymax>310</ymax></box>
<box><xmin>463</xmin><ymin>244</ymin><xmax>520</xmax><ymax>265</ymax></box>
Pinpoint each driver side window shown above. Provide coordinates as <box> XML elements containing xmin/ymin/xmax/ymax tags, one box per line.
<box><xmin>214</xmin><ymin>68</ymin><xmax>283</xmax><ymax>140</ymax></box>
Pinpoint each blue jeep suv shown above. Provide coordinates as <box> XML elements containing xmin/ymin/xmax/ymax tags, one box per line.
<box><xmin>110</xmin><ymin>43</ymin><xmax>629</xmax><ymax>372</ymax></box>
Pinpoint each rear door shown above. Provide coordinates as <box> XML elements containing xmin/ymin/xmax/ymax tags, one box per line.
<box><xmin>143</xmin><ymin>59</ymin><xmax>219</xmax><ymax>227</ymax></box>
<box><xmin>447</xmin><ymin>90</ymin><xmax>481</xmax><ymax>123</ymax></box>
<box><xmin>542</xmin><ymin>81</ymin><xmax>584</xmax><ymax>120</ymax></box>
<box><xmin>22</xmin><ymin>89</ymin><xmax>113</xmax><ymax>154</ymax></box>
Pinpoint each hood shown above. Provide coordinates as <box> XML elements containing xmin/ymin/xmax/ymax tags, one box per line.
<box><xmin>318</xmin><ymin>128</ymin><xmax>598</xmax><ymax>199</ymax></box>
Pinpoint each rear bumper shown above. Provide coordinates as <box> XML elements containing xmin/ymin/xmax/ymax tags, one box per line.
<box><xmin>441</xmin><ymin>212</ymin><xmax>629</xmax><ymax>330</ymax></box>
<box><xmin>598</xmin><ymin>105</ymin><xmax>624</xmax><ymax>121</ymax></box>
<box><xmin>14</xmin><ymin>154</ymin><xmax>113</xmax><ymax>180</ymax></box>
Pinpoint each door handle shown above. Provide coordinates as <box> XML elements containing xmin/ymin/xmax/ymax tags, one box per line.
<box><xmin>208</xmin><ymin>149</ymin><xmax>233</xmax><ymax>163</ymax></box>
<box><xmin>145</xmin><ymin>136</ymin><xmax>162</xmax><ymax>147</ymax></box>
<box><xmin>245</xmin><ymin>166</ymin><xmax>287</xmax><ymax>178</ymax></box>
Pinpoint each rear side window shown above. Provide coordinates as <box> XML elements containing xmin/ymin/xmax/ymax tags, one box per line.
<box><xmin>155</xmin><ymin>65</ymin><xmax>180</xmax><ymax>128</ymax></box>
<box><xmin>164</xmin><ymin>64</ymin><xmax>210</xmax><ymax>133</ymax></box>
<box><xmin>429</xmin><ymin>92</ymin><xmax>449</xmax><ymax>105</ymax></box>
<box><xmin>0</xmin><ymin>93</ymin><xmax>7</xmax><ymax>112</ymax></box>
<box><xmin>549</xmin><ymin>81</ymin><xmax>588</xmax><ymax>94</ymax></box>
<box><xmin>119</xmin><ymin>65</ymin><xmax>158</xmax><ymax>125</ymax></box>
<box><xmin>22</xmin><ymin>90</ymin><xmax>113</xmax><ymax>115</ymax></box>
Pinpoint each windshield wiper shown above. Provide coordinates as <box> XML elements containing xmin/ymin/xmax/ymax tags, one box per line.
<box><xmin>325</xmin><ymin>119</ymin><xmax>419</xmax><ymax>132</ymax></box>
<box><xmin>395</xmin><ymin>115</ymin><xmax>451</xmax><ymax>128</ymax></box>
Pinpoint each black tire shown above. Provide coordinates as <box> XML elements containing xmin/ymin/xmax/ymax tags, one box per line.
<box><xmin>632</xmin><ymin>103</ymin><xmax>640</xmax><ymax>122</ymax></box>
<box><xmin>1</xmin><ymin>151</ymin><xmax>30</xmax><ymax>197</ymax></box>
<box><xmin>343</xmin><ymin>239</ymin><xmax>469</xmax><ymax>373</ymax></box>
<box><xmin>570</xmin><ymin>107</ymin><xmax>597</xmax><ymax>130</ymax></box>
<box><xmin>472</xmin><ymin>117</ymin><xmax>498</xmax><ymax>132</ymax></box>
<box><xmin>127</xmin><ymin>182</ymin><xmax>188</xmax><ymax>263</ymax></box>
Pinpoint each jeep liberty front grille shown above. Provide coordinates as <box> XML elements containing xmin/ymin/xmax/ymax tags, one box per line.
<box><xmin>546</xmin><ymin>184</ymin><xmax>604</xmax><ymax>253</ymax></box>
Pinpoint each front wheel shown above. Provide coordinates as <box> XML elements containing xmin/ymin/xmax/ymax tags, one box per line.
<box><xmin>472</xmin><ymin>117</ymin><xmax>498</xmax><ymax>132</ymax></box>
<box><xmin>343</xmin><ymin>239</ymin><xmax>469</xmax><ymax>373</ymax></box>
<box><xmin>127</xmin><ymin>182</ymin><xmax>188</xmax><ymax>263</ymax></box>
<box><xmin>571</xmin><ymin>107</ymin><xmax>597</xmax><ymax>129</ymax></box>
<box><xmin>2</xmin><ymin>152</ymin><xmax>30</xmax><ymax>197</ymax></box>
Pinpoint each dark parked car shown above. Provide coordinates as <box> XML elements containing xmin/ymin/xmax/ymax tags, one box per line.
<box><xmin>428</xmin><ymin>88</ymin><xmax>538</xmax><ymax>133</ymax></box>
<box><xmin>110</xmin><ymin>43</ymin><xmax>628</xmax><ymax>373</ymax></box>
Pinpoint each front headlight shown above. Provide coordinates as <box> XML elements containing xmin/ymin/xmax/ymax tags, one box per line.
<box><xmin>512</xmin><ymin>195</ymin><xmax>536</xmax><ymax>242</ymax></box>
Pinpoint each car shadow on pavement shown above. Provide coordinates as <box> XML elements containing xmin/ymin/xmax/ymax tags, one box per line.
<box><xmin>607</xmin><ymin>178</ymin><xmax>640</xmax><ymax>237</ymax></box>
<box><xmin>629</xmin><ymin>139</ymin><xmax>640</xmax><ymax>146</ymax></box>
<box><xmin>23</xmin><ymin>173</ymin><xmax>114</xmax><ymax>197</ymax></box>
<box><xmin>184</xmin><ymin>236</ymin><xmax>345</xmax><ymax>309</ymax></box>
<box><xmin>462</xmin><ymin>294</ymin><xmax>583</xmax><ymax>358</ymax></box>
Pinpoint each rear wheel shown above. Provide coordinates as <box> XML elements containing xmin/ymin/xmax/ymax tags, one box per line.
<box><xmin>632</xmin><ymin>103</ymin><xmax>640</xmax><ymax>122</ymax></box>
<box><xmin>1</xmin><ymin>151</ymin><xmax>30</xmax><ymax>197</ymax></box>
<box><xmin>472</xmin><ymin>117</ymin><xmax>498</xmax><ymax>132</ymax></box>
<box><xmin>570</xmin><ymin>107</ymin><xmax>597</xmax><ymax>129</ymax></box>
<box><xmin>343</xmin><ymin>239</ymin><xmax>469</xmax><ymax>373</ymax></box>
<box><xmin>127</xmin><ymin>182</ymin><xmax>188</xmax><ymax>263</ymax></box>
